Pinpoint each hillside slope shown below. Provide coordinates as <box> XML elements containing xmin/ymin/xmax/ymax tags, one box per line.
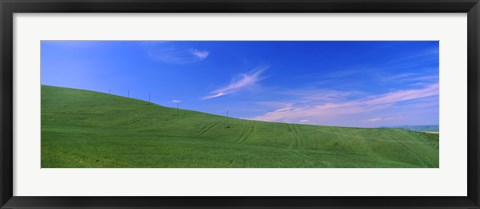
<box><xmin>41</xmin><ymin>85</ymin><xmax>439</xmax><ymax>168</ymax></box>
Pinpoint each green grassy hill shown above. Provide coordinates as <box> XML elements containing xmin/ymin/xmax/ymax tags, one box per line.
<box><xmin>41</xmin><ymin>85</ymin><xmax>439</xmax><ymax>168</ymax></box>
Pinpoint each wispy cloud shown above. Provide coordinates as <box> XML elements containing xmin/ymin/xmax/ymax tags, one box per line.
<box><xmin>202</xmin><ymin>66</ymin><xmax>269</xmax><ymax>100</ymax></box>
<box><xmin>280</xmin><ymin>89</ymin><xmax>359</xmax><ymax>103</ymax></box>
<box><xmin>364</xmin><ymin>83</ymin><xmax>438</xmax><ymax>105</ymax></box>
<box><xmin>325</xmin><ymin>67</ymin><xmax>374</xmax><ymax>79</ymax></box>
<box><xmin>249</xmin><ymin>84</ymin><xmax>438</xmax><ymax>125</ymax></box>
<box><xmin>143</xmin><ymin>42</ymin><xmax>209</xmax><ymax>64</ymax></box>
<box><xmin>381</xmin><ymin>47</ymin><xmax>438</xmax><ymax>66</ymax></box>
<box><xmin>378</xmin><ymin>70</ymin><xmax>438</xmax><ymax>85</ymax></box>
<box><xmin>379</xmin><ymin>72</ymin><xmax>417</xmax><ymax>82</ymax></box>
<box><xmin>367</xmin><ymin>117</ymin><xmax>398</xmax><ymax>123</ymax></box>
<box><xmin>190</xmin><ymin>49</ymin><xmax>209</xmax><ymax>60</ymax></box>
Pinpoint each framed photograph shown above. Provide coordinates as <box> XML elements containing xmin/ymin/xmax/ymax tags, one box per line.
<box><xmin>1</xmin><ymin>0</ymin><xmax>479</xmax><ymax>208</ymax></box>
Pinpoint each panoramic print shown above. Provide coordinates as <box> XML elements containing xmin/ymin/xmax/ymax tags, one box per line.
<box><xmin>41</xmin><ymin>41</ymin><xmax>439</xmax><ymax>168</ymax></box>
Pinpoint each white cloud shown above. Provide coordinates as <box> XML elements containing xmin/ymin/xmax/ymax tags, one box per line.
<box><xmin>202</xmin><ymin>66</ymin><xmax>269</xmax><ymax>100</ymax></box>
<box><xmin>367</xmin><ymin>117</ymin><xmax>382</xmax><ymax>122</ymax></box>
<box><xmin>172</xmin><ymin>100</ymin><xmax>181</xmax><ymax>103</ymax></box>
<box><xmin>144</xmin><ymin>42</ymin><xmax>209</xmax><ymax>64</ymax></box>
<box><xmin>367</xmin><ymin>117</ymin><xmax>396</xmax><ymax>122</ymax></box>
<box><xmin>190</xmin><ymin>49</ymin><xmax>209</xmax><ymax>60</ymax></box>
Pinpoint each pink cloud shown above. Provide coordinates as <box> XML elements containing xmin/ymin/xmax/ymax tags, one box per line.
<box><xmin>249</xmin><ymin>84</ymin><xmax>438</xmax><ymax>124</ymax></box>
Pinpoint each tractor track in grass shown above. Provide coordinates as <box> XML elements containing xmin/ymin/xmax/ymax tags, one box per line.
<box><xmin>395</xmin><ymin>130</ymin><xmax>437</xmax><ymax>166</ymax></box>
<box><xmin>234</xmin><ymin>122</ymin><xmax>248</xmax><ymax>142</ymax></box>
<box><xmin>125</xmin><ymin>114</ymin><xmax>151</xmax><ymax>127</ymax></box>
<box><xmin>379</xmin><ymin>130</ymin><xmax>426</xmax><ymax>166</ymax></box>
<box><xmin>292</xmin><ymin>149</ymin><xmax>316</xmax><ymax>165</ymax></box>
<box><xmin>345</xmin><ymin>129</ymin><xmax>379</xmax><ymax>158</ymax></box>
<box><xmin>195</xmin><ymin>120</ymin><xmax>211</xmax><ymax>133</ymax></box>
<box><xmin>331</xmin><ymin>128</ymin><xmax>350</xmax><ymax>152</ymax></box>
<box><xmin>197</xmin><ymin>119</ymin><xmax>223</xmax><ymax>136</ymax></box>
<box><xmin>162</xmin><ymin>116</ymin><xmax>181</xmax><ymax>127</ymax></box>
<box><xmin>127</xmin><ymin>113</ymin><xmax>177</xmax><ymax>129</ymax></box>
<box><xmin>236</xmin><ymin>121</ymin><xmax>256</xmax><ymax>142</ymax></box>
<box><xmin>292</xmin><ymin>124</ymin><xmax>302</xmax><ymax>148</ymax></box>
<box><xmin>195</xmin><ymin>118</ymin><xmax>217</xmax><ymax>134</ymax></box>
<box><xmin>288</xmin><ymin>123</ymin><xmax>300</xmax><ymax>149</ymax></box>
<box><xmin>325</xmin><ymin>129</ymin><xmax>438</xmax><ymax>144</ymax></box>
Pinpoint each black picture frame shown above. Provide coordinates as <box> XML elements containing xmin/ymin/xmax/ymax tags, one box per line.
<box><xmin>1</xmin><ymin>0</ymin><xmax>479</xmax><ymax>208</ymax></box>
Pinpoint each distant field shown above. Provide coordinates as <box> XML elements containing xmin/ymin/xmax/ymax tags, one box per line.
<box><xmin>394</xmin><ymin>125</ymin><xmax>439</xmax><ymax>132</ymax></box>
<box><xmin>424</xmin><ymin>132</ymin><xmax>439</xmax><ymax>135</ymax></box>
<box><xmin>41</xmin><ymin>85</ymin><xmax>439</xmax><ymax>168</ymax></box>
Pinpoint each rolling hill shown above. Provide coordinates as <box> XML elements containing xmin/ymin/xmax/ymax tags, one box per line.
<box><xmin>41</xmin><ymin>85</ymin><xmax>439</xmax><ymax>168</ymax></box>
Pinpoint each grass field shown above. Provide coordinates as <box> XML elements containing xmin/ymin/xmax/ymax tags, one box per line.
<box><xmin>41</xmin><ymin>85</ymin><xmax>439</xmax><ymax>168</ymax></box>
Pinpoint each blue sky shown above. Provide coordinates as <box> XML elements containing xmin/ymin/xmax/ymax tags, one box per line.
<box><xmin>41</xmin><ymin>41</ymin><xmax>439</xmax><ymax>128</ymax></box>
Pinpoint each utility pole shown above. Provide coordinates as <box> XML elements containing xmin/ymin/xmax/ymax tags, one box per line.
<box><xmin>108</xmin><ymin>89</ymin><xmax>111</xmax><ymax>94</ymax></box>
<box><xmin>148</xmin><ymin>94</ymin><xmax>151</xmax><ymax>103</ymax></box>
<box><xmin>128</xmin><ymin>89</ymin><xmax>130</xmax><ymax>98</ymax></box>
<box><xmin>172</xmin><ymin>100</ymin><xmax>181</xmax><ymax>115</ymax></box>
<box><xmin>226</xmin><ymin>111</ymin><xmax>230</xmax><ymax>128</ymax></box>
